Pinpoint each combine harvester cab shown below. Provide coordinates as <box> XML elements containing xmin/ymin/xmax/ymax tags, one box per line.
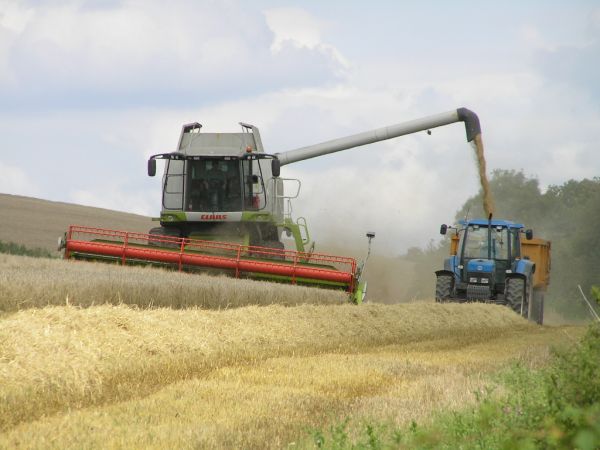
<box><xmin>60</xmin><ymin>108</ymin><xmax>483</xmax><ymax>304</ymax></box>
<box><xmin>434</xmin><ymin>218</ymin><xmax>550</xmax><ymax>324</ymax></box>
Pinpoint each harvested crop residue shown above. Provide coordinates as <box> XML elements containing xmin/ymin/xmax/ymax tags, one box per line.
<box><xmin>0</xmin><ymin>301</ymin><xmax>580</xmax><ymax>449</ymax></box>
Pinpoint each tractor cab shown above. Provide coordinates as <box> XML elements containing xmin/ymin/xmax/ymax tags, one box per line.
<box><xmin>455</xmin><ymin>220</ymin><xmax>522</xmax><ymax>297</ymax></box>
<box><xmin>436</xmin><ymin>218</ymin><xmax>535</xmax><ymax>303</ymax></box>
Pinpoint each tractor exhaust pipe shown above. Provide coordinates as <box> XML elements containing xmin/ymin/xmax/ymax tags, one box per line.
<box><xmin>487</xmin><ymin>213</ymin><xmax>493</xmax><ymax>260</ymax></box>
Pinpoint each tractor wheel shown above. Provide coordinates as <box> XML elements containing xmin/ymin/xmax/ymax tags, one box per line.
<box><xmin>435</xmin><ymin>274</ymin><xmax>453</xmax><ymax>303</ymax></box>
<box><xmin>531</xmin><ymin>289</ymin><xmax>544</xmax><ymax>325</ymax></box>
<box><xmin>505</xmin><ymin>278</ymin><xmax>527</xmax><ymax>318</ymax></box>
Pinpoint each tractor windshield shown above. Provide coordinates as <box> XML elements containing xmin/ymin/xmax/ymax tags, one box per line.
<box><xmin>462</xmin><ymin>226</ymin><xmax>510</xmax><ymax>260</ymax></box>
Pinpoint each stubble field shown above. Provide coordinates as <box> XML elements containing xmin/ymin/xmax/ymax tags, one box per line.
<box><xmin>0</xmin><ymin>253</ymin><xmax>582</xmax><ymax>449</ymax></box>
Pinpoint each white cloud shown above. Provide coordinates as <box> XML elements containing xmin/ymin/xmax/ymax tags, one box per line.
<box><xmin>265</xmin><ymin>7</ymin><xmax>323</xmax><ymax>52</ymax></box>
<box><xmin>0</xmin><ymin>1</ymin><xmax>34</xmax><ymax>33</ymax></box>
<box><xmin>0</xmin><ymin>161</ymin><xmax>40</xmax><ymax>197</ymax></box>
<box><xmin>264</xmin><ymin>6</ymin><xmax>349</xmax><ymax>73</ymax></box>
<box><xmin>0</xmin><ymin>1</ymin><xmax>347</xmax><ymax>109</ymax></box>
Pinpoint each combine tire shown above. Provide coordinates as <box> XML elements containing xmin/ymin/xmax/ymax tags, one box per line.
<box><xmin>435</xmin><ymin>274</ymin><xmax>453</xmax><ymax>303</ymax></box>
<box><xmin>253</xmin><ymin>240</ymin><xmax>285</xmax><ymax>260</ymax></box>
<box><xmin>505</xmin><ymin>278</ymin><xmax>528</xmax><ymax>318</ymax></box>
<box><xmin>148</xmin><ymin>227</ymin><xmax>181</xmax><ymax>248</ymax></box>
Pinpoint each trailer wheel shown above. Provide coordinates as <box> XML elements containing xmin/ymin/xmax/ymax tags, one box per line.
<box><xmin>505</xmin><ymin>278</ymin><xmax>527</xmax><ymax>318</ymax></box>
<box><xmin>531</xmin><ymin>289</ymin><xmax>544</xmax><ymax>325</ymax></box>
<box><xmin>435</xmin><ymin>274</ymin><xmax>453</xmax><ymax>303</ymax></box>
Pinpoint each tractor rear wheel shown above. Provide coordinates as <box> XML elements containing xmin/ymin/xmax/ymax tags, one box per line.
<box><xmin>435</xmin><ymin>274</ymin><xmax>453</xmax><ymax>303</ymax></box>
<box><xmin>505</xmin><ymin>278</ymin><xmax>528</xmax><ymax>318</ymax></box>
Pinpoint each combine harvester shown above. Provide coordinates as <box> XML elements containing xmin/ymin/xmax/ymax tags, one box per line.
<box><xmin>435</xmin><ymin>217</ymin><xmax>551</xmax><ymax>324</ymax></box>
<box><xmin>60</xmin><ymin>108</ymin><xmax>482</xmax><ymax>303</ymax></box>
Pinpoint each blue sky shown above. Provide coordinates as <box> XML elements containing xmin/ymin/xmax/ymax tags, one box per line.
<box><xmin>1</xmin><ymin>0</ymin><xmax>599</xmax><ymax>254</ymax></box>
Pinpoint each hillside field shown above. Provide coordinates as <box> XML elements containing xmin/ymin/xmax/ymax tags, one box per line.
<box><xmin>0</xmin><ymin>193</ymin><xmax>153</xmax><ymax>252</ymax></box>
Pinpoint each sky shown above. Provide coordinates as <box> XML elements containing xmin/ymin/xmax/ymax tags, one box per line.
<box><xmin>1</xmin><ymin>0</ymin><xmax>599</xmax><ymax>256</ymax></box>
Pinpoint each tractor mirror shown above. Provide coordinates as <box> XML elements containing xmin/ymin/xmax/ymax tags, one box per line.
<box><xmin>440</xmin><ymin>224</ymin><xmax>448</xmax><ymax>235</ymax></box>
<box><xmin>148</xmin><ymin>159</ymin><xmax>156</xmax><ymax>177</ymax></box>
<box><xmin>271</xmin><ymin>158</ymin><xmax>281</xmax><ymax>177</ymax></box>
<box><xmin>525</xmin><ymin>229</ymin><xmax>533</xmax><ymax>240</ymax></box>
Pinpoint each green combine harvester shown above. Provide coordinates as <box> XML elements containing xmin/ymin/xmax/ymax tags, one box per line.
<box><xmin>61</xmin><ymin>108</ymin><xmax>482</xmax><ymax>303</ymax></box>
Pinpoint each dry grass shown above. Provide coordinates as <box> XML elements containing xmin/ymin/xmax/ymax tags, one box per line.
<box><xmin>0</xmin><ymin>253</ymin><xmax>347</xmax><ymax>312</ymax></box>
<box><xmin>0</xmin><ymin>303</ymin><xmax>578</xmax><ymax>449</ymax></box>
<box><xmin>0</xmin><ymin>301</ymin><xmax>539</xmax><ymax>432</ymax></box>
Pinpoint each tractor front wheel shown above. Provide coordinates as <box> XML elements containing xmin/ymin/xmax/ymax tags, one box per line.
<box><xmin>505</xmin><ymin>278</ymin><xmax>528</xmax><ymax>318</ymax></box>
<box><xmin>435</xmin><ymin>274</ymin><xmax>453</xmax><ymax>303</ymax></box>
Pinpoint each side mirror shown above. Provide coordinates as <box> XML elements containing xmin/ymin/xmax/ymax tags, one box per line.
<box><xmin>440</xmin><ymin>224</ymin><xmax>448</xmax><ymax>235</ymax></box>
<box><xmin>148</xmin><ymin>159</ymin><xmax>156</xmax><ymax>177</ymax></box>
<box><xmin>525</xmin><ymin>229</ymin><xmax>533</xmax><ymax>240</ymax></box>
<box><xmin>271</xmin><ymin>158</ymin><xmax>281</xmax><ymax>177</ymax></box>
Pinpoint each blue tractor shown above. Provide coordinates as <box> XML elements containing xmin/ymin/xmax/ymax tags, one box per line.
<box><xmin>434</xmin><ymin>217</ymin><xmax>546</xmax><ymax>323</ymax></box>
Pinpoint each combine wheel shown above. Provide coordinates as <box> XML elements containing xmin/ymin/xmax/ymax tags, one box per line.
<box><xmin>435</xmin><ymin>274</ymin><xmax>453</xmax><ymax>303</ymax></box>
<box><xmin>505</xmin><ymin>278</ymin><xmax>528</xmax><ymax>318</ymax></box>
<box><xmin>256</xmin><ymin>240</ymin><xmax>285</xmax><ymax>260</ymax></box>
<box><xmin>148</xmin><ymin>227</ymin><xmax>181</xmax><ymax>248</ymax></box>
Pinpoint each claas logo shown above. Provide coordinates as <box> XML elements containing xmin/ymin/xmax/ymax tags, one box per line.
<box><xmin>200</xmin><ymin>214</ymin><xmax>228</xmax><ymax>220</ymax></box>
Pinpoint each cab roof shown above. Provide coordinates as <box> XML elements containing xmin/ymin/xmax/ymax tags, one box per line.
<box><xmin>458</xmin><ymin>218</ymin><xmax>525</xmax><ymax>229</ymax></box>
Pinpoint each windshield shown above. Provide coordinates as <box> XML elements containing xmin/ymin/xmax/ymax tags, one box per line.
<box><xmin>461</xmin><ymin>226</ymin><xmax>510</xmax><ymax>260</ymax></box>
<box><xmin>183</xmin><ymin>157</ymin><xmax>269</xmax><ymax>212</ymax></box>
<box><xmin>186</xmin><ymin>159</ymin><xmax>242</xmax><ymax>211</ymax></box>
<box><xmin>161</xmin><ymin>155</ymin><xmax>271</xmax><ymax>212</ymax></box>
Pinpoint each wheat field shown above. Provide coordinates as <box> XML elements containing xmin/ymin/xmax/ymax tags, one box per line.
<box><xmin>0</xmin><ymin>253</ymin><xmax>582</xmax><ymax>448</ymax></box>
<box><xmin>0</xmin><ymin>253</ymin><xmax>347</xmax><ymax>312</ymax></box>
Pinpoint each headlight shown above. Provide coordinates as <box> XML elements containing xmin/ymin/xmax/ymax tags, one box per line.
<box><xmin>469</xmin><ymin>277</ymin><xmax>478</xmax><ymax>283</ymax></box>
<box><xmin>481</xmin><ymin>278</ymin><xmax>489</xmax><ymax>284</ymax></box>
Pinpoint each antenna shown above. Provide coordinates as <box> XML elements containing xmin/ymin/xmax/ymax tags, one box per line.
<box><xmin>365</xmin><ymin>231</ymin><xmax>375</xmax><ymax>260</ymax></box>
<box><xmin>464</xmin><ymin>205</ymin><xmax>471</xmax><ymax>222</ymax></box>
<box><xmin>357</xmin><ymin>232</ymin><xmax>376</xmax><ymax>281</ymax></box>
